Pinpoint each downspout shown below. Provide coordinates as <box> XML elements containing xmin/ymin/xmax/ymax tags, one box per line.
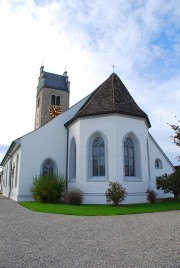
<box><xmin>0</xmin><ymin>167</ymin><xmax>3</xmax><ymax>193</ymax></box>
<box><xmin>147</xmin><ymin>138</ymin><xmax>151</xmax><ymax>189</ymax></box>
<box><xmin>65</xmin><ymin>126</ymin><xmax>69</xmax><ymax>192</ymax></box>
<box><xmin>8</xmin><ymin>155</ymin><xmax>13</xmax><ymax>199</ymax></box>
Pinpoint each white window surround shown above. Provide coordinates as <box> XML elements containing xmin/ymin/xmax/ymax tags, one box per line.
<box><xmin>69</xmin><ymin>137</ymin><xmax>76</xmax><ymax>181</ymax></box>
<box><xmin>87</xmin><ymin>131</ymin><xmax>108</xmax><ymax>181</ymax></box>
<box><xmin>123</xmin><ymin>132</ymin><xmax>142</xmax><ymax>182</ymax></box>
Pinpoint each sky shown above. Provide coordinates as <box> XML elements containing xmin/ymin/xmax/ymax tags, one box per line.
<box><xmin>0</xmin><ymin>0</ymin><xmax>179</xmax><ymax>166</ymax></box>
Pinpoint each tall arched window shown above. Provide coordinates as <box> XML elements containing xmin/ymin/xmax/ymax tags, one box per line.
<box><xmin>51</xmin><ymin>95</ymin><xmax>55</xmax><ymax>105</ymax></box>
<box><xmin>56</xmin><ymin>96</ymin><xmax>60</xmax><ymax>106</ymax></box>
<box><xmin>41</xmin><ymin>158</ymin><xmax>57</xmax><ymax>175</ymax></box>
<box><xmin>124</xmin><ymin>137</ymin><xmax>135</xmax><ymax>176</ymax></box>
<box><xmin>69</xmin><ymin>138</ymin><xmax>76</xmax><ymax>180</ymax></box>
<box><xmin>92</xmin><ymin>137</ymin><xmax>105</xmax><ymax>176</ymax></box>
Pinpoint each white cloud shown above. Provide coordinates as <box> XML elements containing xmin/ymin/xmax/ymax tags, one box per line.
<box><xmin>0</xmin><ymin>0</ymin><xmax>180</xmax><ymax>165</ymax></box>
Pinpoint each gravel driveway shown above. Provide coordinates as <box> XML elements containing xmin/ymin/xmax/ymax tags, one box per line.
<box><xmin>0</xmin><ymin>195</ymin><xmax>179</xmax><ymax>268</ymax></box>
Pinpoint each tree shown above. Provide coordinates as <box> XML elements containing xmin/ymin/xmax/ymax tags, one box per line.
<box><xmin>106</xmin><ymin>181</ymin><xmax>127</xmax><ymax>205</ymax></box>
<box><xmin>156</xmin><ymin>168</ymin><xmax>180</xmax><ymax>199</ymax></box>
<box><xmin>168</xmin><ymin>118</ymin><xmax>180</xmax><ymax>161</ymax></box>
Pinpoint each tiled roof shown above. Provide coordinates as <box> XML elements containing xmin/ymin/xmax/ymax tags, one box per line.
<box><xmin>37</xmin><ymin>67</ymin><xmax>69</xmax><ymax>93</ymax></box>
<box><xmin>43</xmin><ymin>72</ymin><xmax>68</xmax><ymax>91</ymax></box>
<box><xmin>65</xmin><ymin>73</ymin><xmax>151</xmax><ymax>127</ymax></box>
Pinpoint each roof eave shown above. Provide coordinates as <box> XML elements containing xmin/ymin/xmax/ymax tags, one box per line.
<box><xmin>0</xmin><ymin>139</ymin><xmax>21</xmax><ymax>166</ymax></box>
<box><xmin>65</xmin><ymin>111</ymin><xmax>151</xmax><ymax>128</ymax></box>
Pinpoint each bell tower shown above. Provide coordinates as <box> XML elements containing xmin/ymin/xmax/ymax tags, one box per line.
<box><xmin>35</xmin><ymin>66</ymin><xmax>70</xmax><ymax>129</ymax></box>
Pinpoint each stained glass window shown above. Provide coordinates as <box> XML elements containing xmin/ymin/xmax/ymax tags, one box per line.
<box><xmin>42</xmin><ymin>159</ymin><xmax>55</xmax><ymax>175</ymax></box>
<box><xmin>93</xmin><ymin>137</ymin><xmax>105</xmax><ymax>176</ymax></box>
<box><xmin>124</xmin><ymin>137</ymin><xmax>135</xmax><ymax>176</ymax></box>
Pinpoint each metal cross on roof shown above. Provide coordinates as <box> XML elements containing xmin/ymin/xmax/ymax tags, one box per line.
<box><xmin>111</xmin><ymin>64</ymin><xmax>116</xmax><ymax>73</ymax></box>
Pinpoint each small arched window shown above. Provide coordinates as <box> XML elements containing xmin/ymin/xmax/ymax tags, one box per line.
<box><xmin>155</xmin><ymin>159</ymin><xmax>162</xmax><ymax>169</ymax></box>
<box><xmin>37</xmin><ymin>97</ymin><xmax>40</xmax><ymax>108</ymax></box>
<box><xmin>42</xmin><ymin>158</ymin><xmax>57</xmax><ymax>175</ymax></box>
<box><xmin>56</xmin><ymin>96</ymin><xmax>60</xmax><ymax>106</ymax></box>
<box><xmin>92</xmin><ymin>137</ymin><xmax>105</xmax><ymax>176</ymax></box>
<box><xmin>124</xmin><ymin>137</ymin><xmax>135</xmax><ymax>176</ymax></box>
<box><xmin>51</xmin><ymin>95</ymin><xmax>55</xmax><ymax>105</ymax></box>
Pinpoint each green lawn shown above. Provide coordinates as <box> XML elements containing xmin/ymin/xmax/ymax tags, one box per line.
<box><xmin>19</xmin><ymin>198</ymin><xmax>180</xmax><ymax>216</ymax></box>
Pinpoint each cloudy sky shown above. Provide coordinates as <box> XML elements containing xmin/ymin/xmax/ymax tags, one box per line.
<box><xmin>0</xmin><ymin>0</ymin><xmax>179</xmax><ymax>165</ymax></box>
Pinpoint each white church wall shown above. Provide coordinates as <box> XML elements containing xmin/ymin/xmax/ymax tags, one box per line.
<box><xmin>68</xmin><ymin>113</ymin><xmax>151</xmax><ymax>204</ymax></box>
<box><xmin>1</xmin><ymin>146</ymin><xmax>21</xmax><ymax>201</ymax></box>
<box><xmin>147</xmin><ymin>134</ymin><xmax>174</xmax><ymax>198</ymax></box>
<box><xmin>16</xmin><ymin>95</ymin><xmax>90</xmax><ymax>201</ymax></box>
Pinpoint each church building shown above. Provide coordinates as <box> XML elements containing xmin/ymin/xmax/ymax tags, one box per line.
<box><xmin>0</xmin><ymin>67</ymin><xmax>174</xmax><ymax>203</ymax></box>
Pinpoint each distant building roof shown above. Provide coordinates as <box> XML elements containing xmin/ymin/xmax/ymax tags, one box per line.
<box><xmin>65</xmin><ymin>73</ymin><xmax>151</xmax><ymax>127</ymax></box>
<box><xmin>37</xmin><ymin>66</ymin><xmax>69</xmax><ymax>93</ymax></box>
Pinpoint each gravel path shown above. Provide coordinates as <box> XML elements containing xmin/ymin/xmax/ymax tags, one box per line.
<box><xmin>0</xmin><ymin>196</ymin><xmax>179</xmax><ymax>268</ymax></box>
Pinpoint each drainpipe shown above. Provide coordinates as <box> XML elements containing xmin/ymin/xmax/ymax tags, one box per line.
<box><xmin>8</xmin><ymin>155</ymin><xmax>13</xmax><ymax>198</ymax></box>
<box><xmin>0</xmin><ymin>166</ymin><xmax>3</xmax><ymax>193</ymax></box>
<box><xmin>65</xmin><ymin>127</ymin><xmax>69</xmax><ymax>192</ymax></box>
<box><xmin>146</xmin><ymin>138</ymin><xmax>151</xmax><ymax>189</ymax></box>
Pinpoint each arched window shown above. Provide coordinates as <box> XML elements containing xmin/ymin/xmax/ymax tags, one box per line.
<box><xmin>14</xmin><ymin>154</ymin><xmax>19</xmax><ymax>187</ymax></box>
<box><xmin>155</xmin><ymin>159</ymin><xmax>162</xmax><ymax>169</ymax></box>
<box><xmin>69</xmin><ymin>138</ymin><xmax>76</xmax><ymax>180</ymax></box>
<box><xmin>51</xmin><ymin>95</ymin><xmax>55</xmax><ymax>105</ymax></box>
<box><xmin>56</xmin><ymin>96</ymin><xmax>60</xmax><ymax>106</ymax></box>
<box><xmin>92</xmin><ymin>137</ymin><xmax>105</xmax><ymax>176</ymax></box>
<box><xmin>124</xmin><ymin>137</ymin><xmax>135</xmax><ymax>176</ymax></box>
<box><xmin>41</xmin><ymin>158</ymin><xmax>57</xmax><ymax>175</ymax></box>
<box><xmin>37</xmin><ymin>97</ymin><xmax>40</xmax><ymax>107</ymax></box>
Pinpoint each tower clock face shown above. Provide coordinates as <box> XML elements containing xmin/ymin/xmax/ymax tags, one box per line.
<box><xmin>49</xmin><ymin>105</ymin><xmax>62</xmax><ymax>118</ymax></box>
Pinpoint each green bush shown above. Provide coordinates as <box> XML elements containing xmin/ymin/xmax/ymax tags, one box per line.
<box><xmin>156</xmin><ymin>168</ymin><xmax>180</xmax><ymax>199</ymax></box>
<box><xmin>31</xmin><ymin>174</ymin><xmax>66</xmax><ymax>203</ymax></box>
<box><xmin>106</xmin><ymin>181</ymin><xmax>127</xmax><ymax>205</ymax></box>
<box><xmin>65</xmin><ymin>188</ymin><xmax>84</xmax><ymax>205</ymax></box>
<box><xmin>146</xmin><ymin>189</ymin><xmax>157</xmax><ymax>203</ymax></box>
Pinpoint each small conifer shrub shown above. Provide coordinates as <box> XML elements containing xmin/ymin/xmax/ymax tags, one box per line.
<box><xmin>106</xmin><ymin>181</ymin><xmax>127</xmax><ymax>205</ymax></box>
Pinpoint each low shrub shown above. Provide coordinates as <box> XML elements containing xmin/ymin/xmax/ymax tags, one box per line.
<box><xmin>31</xmin><ymin>173</ymin><xmax>66</xmax><ymax>203</ymax></box>
<box><xmin>106</xmin><ymin>181</ymin><xmax>127</xmax><ymax>205</ymax></box>
<box><xmin>65</xmin><ymin>188</ymin><xmax>84</xmax><ymax>205</ymax></box>
<box><xmin>146</xmin><ymin>189</ymin><xmax>157</xmax><ymax>203</ymax></box>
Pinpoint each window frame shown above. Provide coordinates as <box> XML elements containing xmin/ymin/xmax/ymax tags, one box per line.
<box><xmin>124</xmin><ymin>137</ymin><xmax>135</xmax><ymax>177</ymax></box>
<box><xmin>92</xmin><ymin>137</ymin><xmax>105</xmax><ymax>177</ymax></box>
<box><xmin>87</xmin><ymin>132</ymin><xmax>108</xmax><ymax>181</ymax></box>
<box><xmin>123</xmin><ymin>133</ymin><xmax>142</xmax><ymax>182</ymax></box>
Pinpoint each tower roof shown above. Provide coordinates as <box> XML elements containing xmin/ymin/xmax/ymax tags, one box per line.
<box><xmin>43</xmin><ymin>71</ymin><xmax>68</xmax><ymax>90</ymax></box>
<box><xmin>65</xmin><ymin>73</ymin><xmax>151</xmax><ymax>127</ymax></box>
<box><xmin>37</xmin><ymin>66</ymin><xmax>70</xmax><ymax>93</ymax></box>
